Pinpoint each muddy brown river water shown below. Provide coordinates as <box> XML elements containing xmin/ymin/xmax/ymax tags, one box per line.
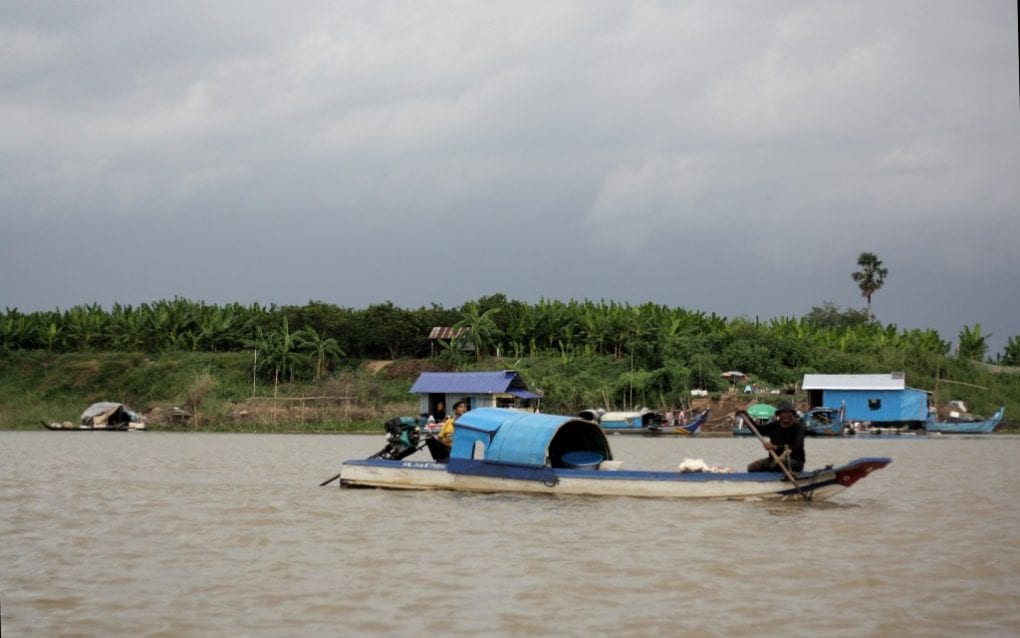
<box><xmin>2</xmin><ymin>431</ymin><xmax>1018</xmax><ymax>636</ymax></box>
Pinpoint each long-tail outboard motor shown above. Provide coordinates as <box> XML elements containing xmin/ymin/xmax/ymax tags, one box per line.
<box><xmin>369</xmin><ymin>416</ymin><xmax>425</xmax><ymax>460</ymax></box>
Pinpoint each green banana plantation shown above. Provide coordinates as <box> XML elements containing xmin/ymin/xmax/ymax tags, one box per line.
<box><xmin>1</xmin><ymin>294</ymin><xmax>1010</xmax><ymax>377</ymax></box>
<box><xmin>2</xmin><ymin>294</ymin><xmax>1017</xmax><ymax>427</ymax></box>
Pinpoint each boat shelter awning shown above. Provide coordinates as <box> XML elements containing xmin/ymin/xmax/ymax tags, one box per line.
<box><xmin>452</xmin><ymin>408</ymin><xmax>610</xmax><ymax>468</ymax></box>
<box><xmin>80</xmin><ymin>402</ymin><xmax>140</xmax><ymax>428</ymax></box>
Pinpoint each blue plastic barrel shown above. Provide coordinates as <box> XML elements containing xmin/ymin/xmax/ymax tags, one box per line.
<box><xmin>561</xmin><ymin>451</ymin><xmax>603</xmax><ymax>469</ymax></box>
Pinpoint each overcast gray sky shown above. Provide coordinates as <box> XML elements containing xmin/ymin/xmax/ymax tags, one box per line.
<box><xmin>2</xmin><ymin>1</ymin><xmax>1018</xmax><ymax>357</ymax></box>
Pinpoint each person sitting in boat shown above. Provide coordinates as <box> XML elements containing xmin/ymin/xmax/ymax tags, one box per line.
<box><xmin>426</xmin><ymin>400</ymin><xmax>468</xmax><ymax>462</ymax></box>
<box><xmin>735</xmin><ymin>400</ymin><xmax>806</xmax><ymax>473</ymax></box>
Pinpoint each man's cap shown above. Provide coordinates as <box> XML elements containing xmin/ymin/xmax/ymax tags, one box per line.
<box><xmin>775</xmin><ymin>400</ymin><xmax>797</xmax><ymax>414</ymax></box>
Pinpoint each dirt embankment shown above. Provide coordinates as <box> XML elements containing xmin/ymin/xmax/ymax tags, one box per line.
<box><xmin>692</xmin><ymin>392</ymin><xmax>805</xmax><ymax>433</ymax></box>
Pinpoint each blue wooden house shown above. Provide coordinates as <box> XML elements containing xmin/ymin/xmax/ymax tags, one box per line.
<box><xmin>409</xmin><ymin>371</ymin><xmax>542</xmax><ymax>422</ymax></box>
<box><xmin>802</xmin><ymin>373</ymin><xmax>929</xmax><ymax>427</ymax></box>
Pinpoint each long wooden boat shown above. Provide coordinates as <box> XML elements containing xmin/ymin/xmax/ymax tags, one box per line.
<box><xmin>335</xmin><ymin>408</ymin><xmax>891</xmax><ymax>501</ymax></box>
<box><xmin>926</xmin><ymin>407</ymin><xmax>1005</xmax><ymax>434</ymax></box>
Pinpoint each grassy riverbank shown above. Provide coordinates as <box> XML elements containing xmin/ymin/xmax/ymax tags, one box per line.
<box><xmin>0</xmin><ymin>351</ymin><xmax>420</xmax><ymax>433</ymax></box>
<box><xmin>2</xmin><ymin>350</ymin><xmax>1017</xmax><ymax>432</ymax></box>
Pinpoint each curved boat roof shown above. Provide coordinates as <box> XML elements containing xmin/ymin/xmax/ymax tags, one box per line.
<box><xmin>452</xmin><ymin>408</ymin><xmax>611</xmax><ymax>468</ymax></box>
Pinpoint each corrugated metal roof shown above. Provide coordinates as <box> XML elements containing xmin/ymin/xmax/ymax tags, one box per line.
<box><xmin>508</xmin><ymin>389</ymin><xmax>542</xmax><ymax>399</ymax></box>
<box><xmin>802</xmin><ymin>373</ymin><xmax>906</xmax><ymax>391</ymax></box>
<box><xmin>409</xmin><ymin>371</ymin><xmax>541</xmax><ymax>396</ymax></box>
<box><xmin>428</xmin><ymin>327</ymin><xmax>467</xmax><ymax>339</ymax></box>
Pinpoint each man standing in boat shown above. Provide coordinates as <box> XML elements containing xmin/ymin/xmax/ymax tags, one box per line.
<box><xmin>735</xmin><ymin>400</ymin><xmax>806</xmax><ymax>473</ymax></box>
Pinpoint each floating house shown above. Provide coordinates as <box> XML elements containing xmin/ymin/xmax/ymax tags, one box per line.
<box><xmin>409</xmin><ymin>371</ymin><xmax>542</xmax><ymax>422</ymax></box>
<box><xmin>802</xmin><ymin>373</ymin><xmax>929</xmax><ymax>427</ymax></box>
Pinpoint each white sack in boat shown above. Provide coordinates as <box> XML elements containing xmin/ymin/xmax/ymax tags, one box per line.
<box><xmin>678</xmin><ymin>458</ymin><xmax>732</xmax><ymax>473</ymax></box>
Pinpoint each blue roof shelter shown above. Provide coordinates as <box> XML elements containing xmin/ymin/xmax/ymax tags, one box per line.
<box><xmin>410</xmin><ymin>371</ymin><xmax>542</xmax><ymax>422</ymax></box>
<box><xmin>802</xmin><ymin>373</ymin><xmax>929</xmax><ymax>426</ymax></box>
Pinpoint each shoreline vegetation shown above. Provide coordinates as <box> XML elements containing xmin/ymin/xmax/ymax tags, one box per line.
<box><xmin>1</xmin><ymin>296</ymin><xmax>1017</xmax><ymax>433</ymax></box>
<box><xmin>2</xmin><ymin>350</ymin><xmax>1017</xmax><ymax>434</ymax></box>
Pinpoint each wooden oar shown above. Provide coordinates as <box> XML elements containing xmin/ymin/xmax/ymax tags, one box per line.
<box><xmin>741</xmin><ymin>416</ymin><xmax>811</xmax><ymax>502</ymax></box>
<box><xmin>319</xmin><ymin>470</ymin><xmax>343</xmax><ymax>487</ymax></box>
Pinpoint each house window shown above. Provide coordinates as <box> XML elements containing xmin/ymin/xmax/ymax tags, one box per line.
<box><xmin>868</xmin><ymin>399</ymin><xmax>882</xmax><ymax>410</ymax></box>
<box><xmin>496</xmin><ymin>397</ymin><xmax>514</xmax><ymax>408</ymax></box>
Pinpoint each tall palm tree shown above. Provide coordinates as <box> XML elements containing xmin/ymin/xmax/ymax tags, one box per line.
<box><xmin>851</xmin><ymin>252</ymin><xmax>889</xmax><ymax>322</ymax></box>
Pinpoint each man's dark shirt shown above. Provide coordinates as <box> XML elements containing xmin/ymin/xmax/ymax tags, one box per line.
<box><xmin>758</xmin><ymin>418</ymin><xmax>806</xmax><ymax>465</ymax></box>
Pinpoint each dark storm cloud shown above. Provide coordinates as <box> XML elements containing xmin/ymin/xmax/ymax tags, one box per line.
<box><xmin>1</xmin><ymin>1</ymin><xmax>1017</xmax><ymax>355</ymax></box>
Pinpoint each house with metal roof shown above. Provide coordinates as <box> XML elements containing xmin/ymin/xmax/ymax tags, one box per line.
<box><xmin>802</xmin><ymin>373</ymin><xmax>929</xmax><ymax>427</ymax></box>
<box><xmin>427</xmin><ymin>327</ymin><xmax>470</xmax><ymax>356</ymax></box>
<box><xmin>410</xmin><ymin>371</ymin><xmax>542</xmax><ymax>422</ymax></box>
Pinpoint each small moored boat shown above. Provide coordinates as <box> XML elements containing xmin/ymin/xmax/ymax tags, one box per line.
<box><xmin>804</xmin><ymin>406</ymin><xmax>847</xmax><ymax>436</ymax></box>
<box><xmin>580</xmin><ymin>407</ymin><xmax>708</xmax><ymax>435</ymax></box>
<box><xmin>584</xmin><ymin>407</ymin><xmax>661</xmax><ymax>433</ymax></box>
<box><xmin>651</xmin><ymin>408</ymin><xmax>709</xmax><ymax>435</ymax></box>
<box><xmin>334</xmin><ymin>408</ymin><xmax>891</xmax><ymax>501</ymax></box>
<box><xmin>43</xmin><ymin>402</ymin><xmax>146</xmax><ymax>431</ymax></box>
<box><xmin>926</xmin><ymin>406</ymin><xmax>1005</xmax><ymax>434</ymax></box>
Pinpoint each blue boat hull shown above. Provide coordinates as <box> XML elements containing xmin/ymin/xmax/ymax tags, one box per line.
<box><xmin>926</xmin><ymin>407</ymin><xmax>1004</xmax><ymax>434</ymax></box>
<box><xmin>598</xmin><ymin>409</ymin><xmax>708</xmax><ymax>435</ymax></box>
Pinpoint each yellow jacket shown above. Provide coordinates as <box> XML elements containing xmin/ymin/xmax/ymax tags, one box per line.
<box><xmin>437</xmin><ymin>417</ymin><xmax>455</xmax><ymax>447</ymax></box>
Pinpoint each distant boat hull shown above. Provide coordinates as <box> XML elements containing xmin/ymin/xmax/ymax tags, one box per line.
<box><xmin>646</xmin><ymin>409</ymin><xmax>709</xmax><ymax>435</ymax></box>
<box><xmin>42</xmin><ymin>421</ymin><xmax>140</xmax><ymax>431</ymax></box>
<box><xmin>926</xmin><ymin>407</ymin><xmax>1004</xmax><ymax>434</ymax></box>
<box><xmin>594</xmin><ymin>409</ymin><xmax>708</xmax><ymax>435</ymax></box>
<box><xmin>597</xmin><ymin>410</ymin><xmax>658</xmax><ymax>433</ymax></box>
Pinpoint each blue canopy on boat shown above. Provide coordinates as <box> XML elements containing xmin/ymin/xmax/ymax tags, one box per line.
<box><xmin>451</xmin><ymin>408</ymin><xmax>612</xmax><ymax>468</ymax></box>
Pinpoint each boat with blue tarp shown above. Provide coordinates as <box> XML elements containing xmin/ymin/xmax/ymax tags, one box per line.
<box><xmin>334</xmin><ymin>408</ymin><xmax>891</xmax><ymax>501</ymax></box>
